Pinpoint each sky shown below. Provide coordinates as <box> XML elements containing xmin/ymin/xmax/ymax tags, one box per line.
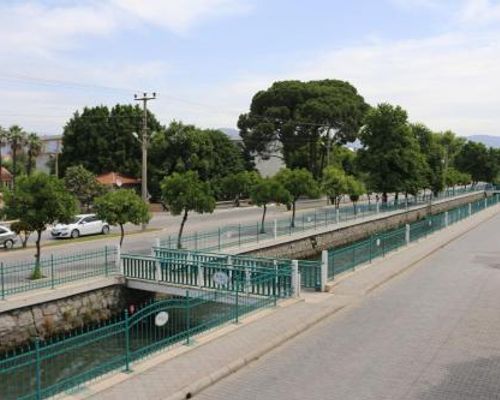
<box><xmin>0</xmin><ymin>0</ymin><xmax>500</xmax><ymax>137</ymax></box>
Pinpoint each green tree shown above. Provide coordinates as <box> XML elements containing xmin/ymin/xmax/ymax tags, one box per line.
<box><xmin>160</xmin><ymin>171</ymin><xmax>216</xmax><ymax>248</ymax></box>
<box><xmin>10</xmin><ymin>220</ymin><xmax>31</xmax><ymax>248</ymax></box>
<box><xmin>345</xmin><ymin>175</ymin><xmax>366</xmax><ymax>214</ymax></box>
<box><xmin>358</xmin><ymin>104</ymin><xmax>427</xmax><ymax>202</ymax></box>
<box><xmin>220</xmin><ymin>170</ymin><xmax>260</xmax><ymax>206</ymax></box>
<box><xmin>26</xmin><ymin>133</ymin><xmax>43</xmax><ymax>176</ymax></box>
<box><xmin>94</xmin><ymin>189</ymin><xmax>150</xmax><ymax>247</ymax></box>
<box><xmin>149</xmin><ymin>121</ymin><xmax>245</xmax><ymax>200</ymax></box>
<box><xmin>321</xmin><ymin>166</ymin><xmax>348</xmax><ymax>208</ymax></box>
<box><xmin>238</xmin><ymin>80</ymin><xmax>369</xmax><ymax>177</ymax></box>
<box><xmin>60</xmin><ymin>104</ymin><xmax>163</xmax><ymax>178</ymax></box>
<box><xmin>455</xmin><ymin>141</ymin><xmax>498</xmax><ymax>183</ymax></box>
<box><xmin>3</xmin><ymin>173</ymin><xmax>78</xmax><ymax>278</ymax></box>
<box><xmin>0</xmin><ymin>126</ymin><xmax>8</xmax><ymax>177</ymax></box>
<box><xmin>412</xmin><ymin>124</ymin><xmax>445</xmax><ymax>195</ymax></box>
<box><xmin>7</xmin><ymin>125</ymin><xmax>27</xmax><ymax>188</ymax></box>
<box><xmin>275</xmin><ymin>168</ymin><xmax>319</xmax><ymax>227</ymax></box>
<box><xmin>438</xmin><ymin>130</ymin><xmax>466</xmax><ymax>171</ymax></box>
<box><xmin>250</xmin><ymin>177</ymin><xmax>291</xmax><ymax>233</ymax></box>
<box><xmin>64</xmin><ymin>165</ymin><xmax>106</xmax><ymax>211</ymax></box>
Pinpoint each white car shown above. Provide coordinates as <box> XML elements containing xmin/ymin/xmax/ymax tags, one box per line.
<box><xmin>0</xmin><ymin>225</ymin><xmax>17</xmax><ymax>249</ymax></box>
<box><xmin>51</xmin><ymin>214</ymin><xmax>110</xmax><ymax>239</ymax></box>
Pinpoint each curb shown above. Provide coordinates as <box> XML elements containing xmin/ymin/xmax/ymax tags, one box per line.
<box><xmin>165</xmin><ymin>303</ymin><xmax>347</xmax><ymax>400</ymax></box>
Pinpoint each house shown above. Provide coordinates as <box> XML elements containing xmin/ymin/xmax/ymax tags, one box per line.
<box><xmin>96</xmin><ymin>172</ymin><xmax>141</xmax><ymax>188</ymax></box>
<box><xmin>0</xmin><ymin>167</ymin><xmax>12</xmax><ymax>188</ymax></box>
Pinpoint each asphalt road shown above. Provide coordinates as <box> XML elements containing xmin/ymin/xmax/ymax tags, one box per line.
<box><xmin>195</xmin><ymin>211</ymin><xmax>500</xmax><ymax>400</ymax></box>
<box><xmin>0</xmin><ymin>198</ymin><xmax>340</xmax><ymax>264</ymax></box>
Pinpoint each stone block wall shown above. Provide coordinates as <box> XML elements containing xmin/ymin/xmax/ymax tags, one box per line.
<box><xmin>0</xmin><ymin>285</ymin><xmax>125</xmax><ymax>352</ymax></box>
<box><xmin>243</xmin><ymin>192</ymin><xmax>486</xmax><ymax>260</ymax></box>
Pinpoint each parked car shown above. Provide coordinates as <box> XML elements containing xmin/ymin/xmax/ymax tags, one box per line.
<box><xmin>51</xmin><ymin>214</ymin><xmax>110</xmax><ymax>239</ymax></box>
<box><xmin>0</xmin><ymin>225</ymin><xmax>17</xmax><ymax>249</ymax></box>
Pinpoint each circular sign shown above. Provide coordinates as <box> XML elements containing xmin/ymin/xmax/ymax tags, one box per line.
<box><xmin>213</xmin><ymin>271</ymin><xmax>229</xmax><ymax>286</ymax></box>
<box><xmin>155</xmin><ymin>311</ymin><xmax>169</xmax><ymax>327</ymax></box>
<box><xmin>376</xmin><ymin>238</ymin><xmax>381</xmax><ymax>247</ymax></box>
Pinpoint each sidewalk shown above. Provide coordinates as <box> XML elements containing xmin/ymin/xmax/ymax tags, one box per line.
<box><xmin>72</xmin><ymin>202</ymin><xmax>500</xmax><ymax>400</ymax></box>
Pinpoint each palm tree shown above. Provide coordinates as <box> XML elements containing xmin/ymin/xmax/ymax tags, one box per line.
<box><xmin>8</xmin><ymin>125</ymin><xmax>27</xmax><ymax>189</ymax></box>
<box><xmin>0</xmin><ymin>126</ymin><xmax>8</xmax><ymax>184</ymax></box>
<box><xmin>26</xmin><ymin>133</ymin><xmax>43</xmax><ymax>176</ymax></box>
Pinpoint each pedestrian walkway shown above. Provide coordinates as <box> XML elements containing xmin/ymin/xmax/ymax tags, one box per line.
<box><xmin>73</xmin><ymin>197</ymin><xmax>500</xmax><ymax>400</ymax></box>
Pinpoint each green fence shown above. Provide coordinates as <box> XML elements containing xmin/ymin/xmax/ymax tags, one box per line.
<box><xmin>0</xmin><ymin>278</ymin><xmax>278</xmax><ymax>399</ymax></box>
<box><xmin>0</xmin><ymin>247</ymin><xmax>117</xmax><ymax>299</ymax></box>
<box><xmin>160</xmin><ymin>186</ymin><xmax>483</xmax><ymax>252</ymax></box>
<box><xmin>327</xmin><ymin>195</ymin><xmax>499</xmax><ymax>279</ymax></box>
<box><xmin>298</xmin><ymin>260</ymin><xmax>322</xmax><ymax>289</ymax></box>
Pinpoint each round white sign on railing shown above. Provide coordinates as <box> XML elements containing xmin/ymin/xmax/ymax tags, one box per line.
<box><xmin>213</xmin><ymin>271</ymin><xmax>229</xmax><ymax>286</ymax></box>
<box><xmin>155</xmin><ymin>311</ymin><xmax>169</xmax><ymax>327</ymax></box>
<box><xmin>376</xmin><ymin>238</ymin><xmax>381</xmax><ymax>247</ymax></box>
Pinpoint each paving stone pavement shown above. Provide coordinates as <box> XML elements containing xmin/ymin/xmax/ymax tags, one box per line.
<box><xmin>195</xmin><ymin>212</ymin><xmax>500</xmax><ymax>400</ymax></box>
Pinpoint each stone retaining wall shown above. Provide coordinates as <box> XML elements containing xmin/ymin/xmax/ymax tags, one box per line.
<box><xmin>0</xmin><ymin>285</ymin><xmax>126</xmax><ymax>352</ymax></box>
<box><xmin>242</xmin><ymin>192</ymin><xmax>486</xmax><ymax>259</ymax></box>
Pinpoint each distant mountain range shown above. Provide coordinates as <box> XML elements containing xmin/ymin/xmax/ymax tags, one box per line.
<box><xmin>219</xmin><ymin>128</ymin><xmax>241</xmax><ymax>140</ymax></box>
<box><xmin>466</xmin><ymin>135</ymin><xmax>500</xmax><ymax>148</ymax></box>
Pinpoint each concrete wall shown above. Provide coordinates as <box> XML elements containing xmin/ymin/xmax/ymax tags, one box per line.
<box><xmin>242</xmin><ymin>192</ymin><xmax>486</xmax><ymax>260</ymax></box>
<box><xmin>0</xmin><ymin>285</ymin><xmax>126</xmax><ymax>352</ymax></box>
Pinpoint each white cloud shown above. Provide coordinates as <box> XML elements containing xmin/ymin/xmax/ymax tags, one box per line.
<box><xmin>112</xmin><ymin>0</ymin><xmax>252</xmax><ymax>35</ymax></box>
<box><xmin>457</xmin><ymin>0</ymin><xmax>500</xmax><ymax>25</ymax></box>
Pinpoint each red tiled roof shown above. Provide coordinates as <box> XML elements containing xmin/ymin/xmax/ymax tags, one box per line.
<box><xmin>0</xmin><ymin>167</ymin><xmax>12</xmax><ymax>182</ymax></box>
<box><xmin>96</xmin><ymin>172</ymin><xmax>141</xmax><ymax>186</ymax></box>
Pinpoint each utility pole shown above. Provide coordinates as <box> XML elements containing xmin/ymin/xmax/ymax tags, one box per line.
<box><xmin>134</xmin><ymin>92</ymin><xmax>156</xmax><ymax>230</ymax></box>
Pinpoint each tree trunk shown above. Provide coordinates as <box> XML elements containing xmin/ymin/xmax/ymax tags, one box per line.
<box><xmin>382</xmin><ymin>192</ymin><xmax>388</xmax><ymax>204</ymax></box>
<box><xmin>12</xmin><ymin>147</ymin><xmax>17</xmax><ymax>189</ymax></box>
<box><xmin>260</xmin><ymin>205</ymin><xmax>267</xmax><ymax>233</ymax></box>
<box><xmin>32</xmin><ymin>230</ymin><xmax>43</xmax><ymax>279</ymax></box>
<box><xmin>291</xmin><ymin>200</ymin><xmax>297</xmax><ymax>228</ymax></box>
<box><xmin>27</xmin><ymin>150</ymin><xmax>32</xmax><ymax>176</ymax></box>
<box><xmin>119</xmin><ymin>224</ymin><xmax>125</xmax><ymax>247</ymax></box>
<box><xmin>177</xmin><ymin>209</ymin><xmax>188</xmax><ymax>249</ymax></box>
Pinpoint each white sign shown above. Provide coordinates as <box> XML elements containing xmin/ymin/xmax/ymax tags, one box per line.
<box><xmin>376</xmin><ymin>238</ymin><xmax>381</xmax><ymax>247</ymax></box>
<box><xmin>213</xmin><ymin>271</ymin><xmax>229</xmax><ymax>286</ymax></box>
<box><xmin>155</xmin><ymin>311</ymin><xmax>169</xmax><ymax>327</ymax></box>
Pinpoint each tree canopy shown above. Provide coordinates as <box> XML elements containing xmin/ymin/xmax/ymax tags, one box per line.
<box><xmin>59</xmin><ymin>104</ymin><xmax>163</xmax><ymax>178</ymax></box>
<box><xmin>322</xmin><ymin>166</ymin><xmax>348</xmax><ymax>208</ymax></box>
<box><xmin>94</xmin><ymin>189</ymin><xmax>150</xmax><ymax>247</ymax></box>
<box><xmin>455</xmin><ymin>141</ymin><xmax>499</xmax><ymax>183</ymax></box>
<box><xmin>160</xmin><ymin>171</ymin><xmax>216</xmax><ymax>248</ymax></box>
<box><xmin>149</xmin><ymin>121</ymin><xmax>245</xmax><ymax>200</ymax></box>
<box><xmin>238</xmin><ymin>79</ymin><xmax>369</xmax><ymax>177</ymax></box>
<box><xmin>3</xmin><ymin>173</ymin><xmax>78</xmax><ymax>277</ymax></box>
<box><xmin>64</xmin><ymin>165</ymin><xmax>106</xmax><ymax>211</ymax></box>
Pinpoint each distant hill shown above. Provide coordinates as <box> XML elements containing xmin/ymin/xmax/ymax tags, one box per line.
<box><xmin>467</xmin><ymin>135</ymin><xmax>500</xmax><ymax>148</ymax></box>
<box><xmin>219</xmin><ymin>128</ymin><xmax>241</xmax><ymax>140</ymax></box>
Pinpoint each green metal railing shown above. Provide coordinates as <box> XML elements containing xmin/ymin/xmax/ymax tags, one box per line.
<box><xmin>298</xmin><ymin>260</ymin><xmax>322</xmax><ymax>289</ymax></box>
<box><xmin>122</xmin><ymin>248</ymin><xmax>294</xmax><ymax>298</ymax></box>
<box><xmin>327</xmin><ymin>194</ymin><xmax>499</xmax><ymax>279</ymax></box>
<box><xmin>0</xmin><ymin>247</ymin><xmax>117</xmax><ymax>299</ymax></box>
<box><xmin>160</xmin><ymin>186</ymin><xmax>483</xmax><ymax>252</ymax></box>
<box><xmin>0</xmin><ymin>278</ymin><xmax>278</xmax><ymax>400</ymax></box>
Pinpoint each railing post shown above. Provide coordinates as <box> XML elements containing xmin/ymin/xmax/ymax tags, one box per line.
<box><xmin>376</xmin><ymin>202</ymin><xmax>380</xmax><ymax>214</ymax></box>
<box><xmin>291</xmin><ymin>260</ymin><xmax>300</xmax><ymax>297</ymax></box>
<box><xmin>445</xmin><ymin>211</ymin><xmax>449</xmax><ymax>227</ymax></box>
<box><xmin>484</xmin><ymin>198</ymin><xmax>488</xmax><ymax>209</ymax></box>
<box><xmin>256</xmin><ymin>222</ymin><xmax>259</xmax><ymax>243</ymax></box>
<box><xmin>155</xmin><ymin>258</ymin><xmax>161</xmax><ymax>282</ymax></box>
<box><xmin>116</xmin><ymin>244</ymin><xmax>122</xmax><ymax>275</ymax></box>
<box><xmin>245</xmin><ymin>266</ymin><xmax>251</xmax><ymax>294</ymax></box>
<box><xmin>194</xmin><ymin>231</ymin><xmax>198</xmax><ymax>250</ymax></box>
<box><xmin>320</xmin><ymin>250</ymin><xmax>328</xmax><ymax>292</ymax></box>
<box><xmin>104</xmin><ymin>245</ymin><xmax>109</xmax><ymax>277</ymax></box>
<box><xmin>124</xmin><ymin>310</ymin><xmax>131</xmax><ymax>372</ymax></box>
<box><xmin>35</xmin><ymin>337</ymin><xmax>42</xmax><ymax>400</ymax></box>
<box><xmin>468</xmin><ymin>203</ymin><xmax>472</xmax><ymax>216</ymax></box>
<box><xmin>185</xmin><ymin>290</ymin><xmax>191</xmax><ymax>345</ymax></box>
<box><xmin>336</xmin><ymin>208</ymin><xmax>340</xmax><ymax>224</ymax></box>
<box><xmin>405</xmin><ymin>224</ymin><xmax>410</xmax><ymax>246</ymax></box>
<box><xmin>1</xmin><ymin>262</ymin><xmax>5</xmax><ymax>300</ymax></box>
<box><xmin>218</xmin><ymin>227</ymin><xmax>221</xmax><ymax>251</ymax></box>
<box><xmin>314</xmin><ymin>210</ymin><xmax>317</xmax><ymax>230</ymax></box>
<box><xmin>50</xmin><ymin>254</ymin><xmax>55</xmax><ymax>289</ymax></box>
<box><xmin>273</xmin><ymin>219</ymin><xmax>277</xmax><ymax>240</ymax></box>
<box><xmin>235</xmin><ymin>281</ymin><xmax>240</xmax><ymax>324</ymax></box>
<box><xmin>238</xmin><ymin>224</ymin><xmax>241</xmax><ymax>247</ymax></box>
<box><xmin>325</xmin><ymin>209</ymin><xmax>328</xmax><ymax>226</ymax></box>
